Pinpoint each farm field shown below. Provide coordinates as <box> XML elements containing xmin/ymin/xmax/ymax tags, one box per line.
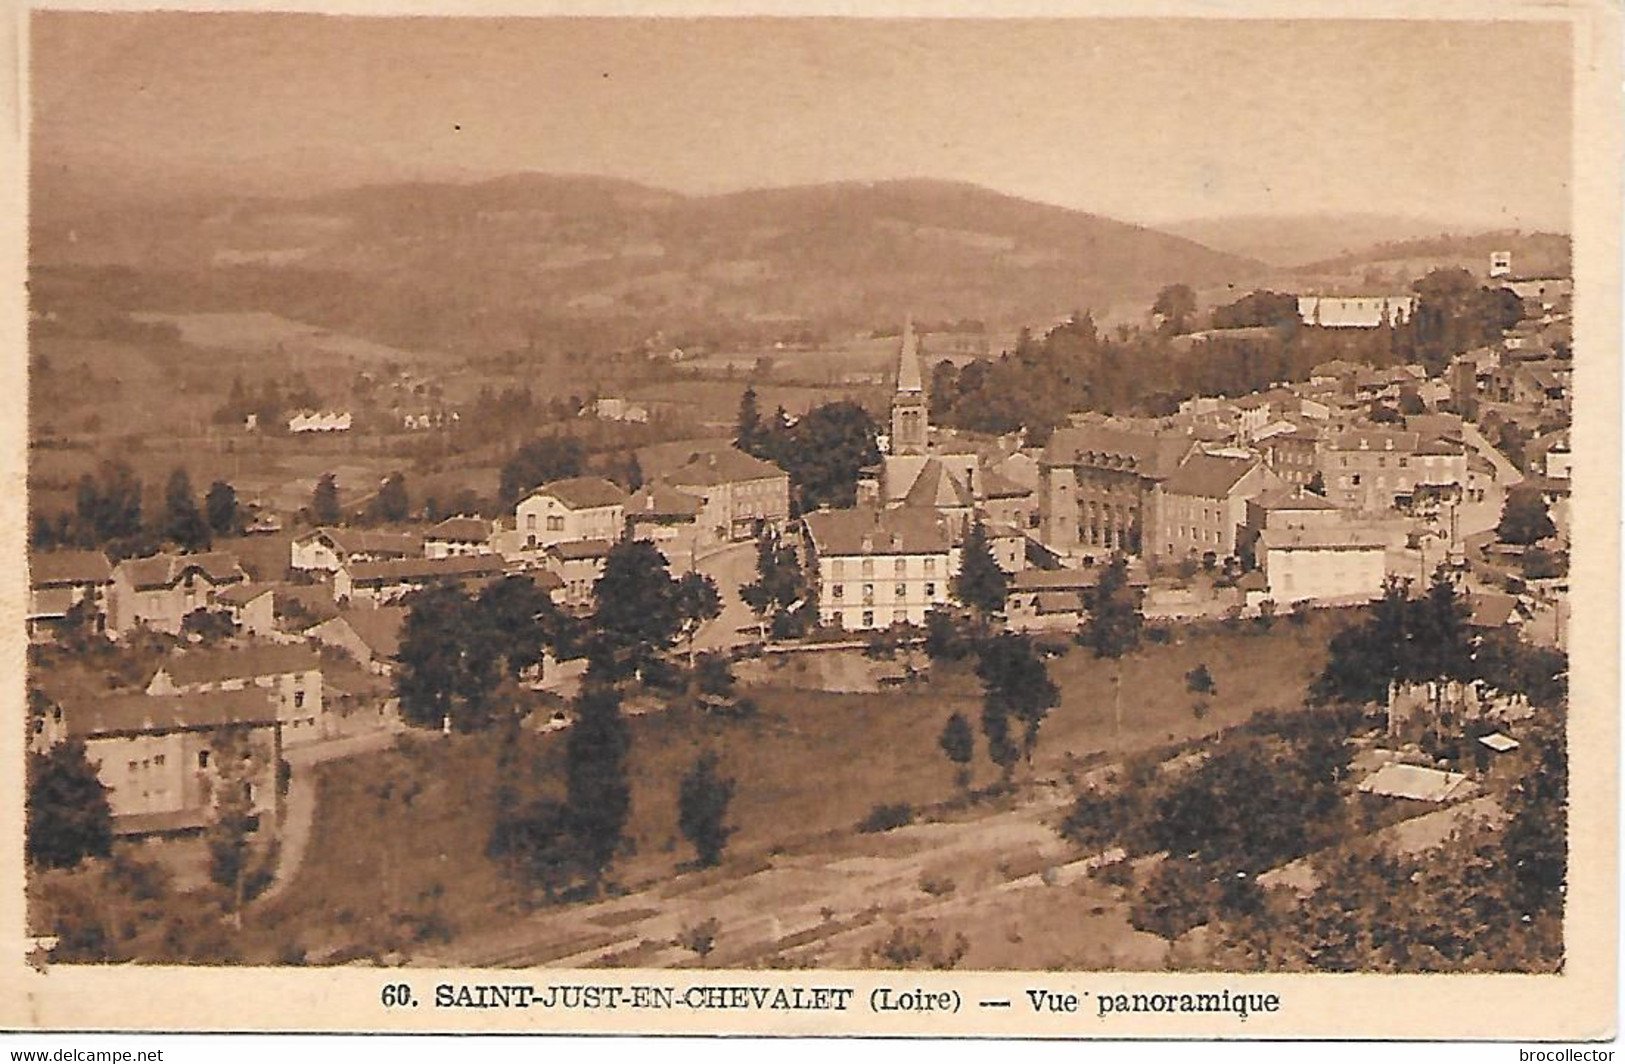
<box><xmin>130</xmin><ymin>311</ymin><xmax>435</xmax><ymax>368</ymax></box>
<box><xmin>244</xmin><ymin>612</ymin><xmax>1341</xmax><ymax>964</ymax></box>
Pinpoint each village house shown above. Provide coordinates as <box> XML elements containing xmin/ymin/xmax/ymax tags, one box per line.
<box><xmin>107</xmin><ymin>551</ymin><xmax>249</xmax><ymax>638</ymax></box>
<box><xmin>1038</xmin><ymin>424</ymin><xmax>1193</xmax><ymax>560</ymax></box>
<box><xmin>36</xmin><ymin>689</ymin><xmax>282</xmax><ymax>838</ymax></box>
<box><xmin>1004</xmin><ymin>562</ymin><xmax>1148</xmax><ymax>632</ymax></box>
<box><xmin>1258</xmin><ymin>425</ymin><xmax>1321</xmax><ymax>489</ymax></box>
<box><xmin>803</xmin><ymin>506</ymin><xmax>955</xmax><ymax>631</ymax></box>
<box><xmin>290</xmin><ymin>528</ymin><xmax>423</xmax><ymax>575</ymax></box>
<box><xmin>333</xmin><ymin>554</ymin><xmax>509</xmax><ymax>607</ymax></box>
<box><xmin>625</xmin><ymin>482</ymin><xmax>706</xmax><ymax>562</ymax></box>
<box><xmin>287</xmin><ymin>410</ymin><xmax>353</xmax><ymax>433</ymax></box>
<box><xmin>635</xmin><ymin>440</ymin><xmax>791</xmax><ymax>546</ymax></box>
<box><xmin>515</xmin><ymin>476</ymin><xmax>628</xmax><ymax>550</ymax></box>
<box><xmin>28</xmin><ymin>549</ymin><xmax>113</xmax><ymax>642</ymax></box>
<box><xmin>1147</xmin><ymin>453</ymin><xmax>1285</xmax><ymax>563</ymax></box>
<box><xmin>544</xmin><ymin>540</ymin><xmax>614</xmax><ymax>608</ymax></box>
<box><xmin>307</xmin><ymin>606</ymin><xmax>407</xmax><ymax>675</ymax></box>
<box><xmin>423</xmin><ymin>515</ymin><xmax>497</xmax><ymax>559</ymax></box>
<box><xmin>213</xmin><ymin>583</ymin><xmax>276</xmax><ymax>638</ymax></box>
<box><xmin>147</xmin><ymin>644</ymin><xmax>327</xmax><ymax>746</ymax></box>
<box><xmin>1255</xmin><ymin>525</ymin><xmax>1390</xmax><ymax>607</ymax></box>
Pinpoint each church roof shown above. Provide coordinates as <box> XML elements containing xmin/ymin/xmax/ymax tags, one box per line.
<box><xmin>902</xmin><ymin>459</ymin><xmax>974</xmax><ymax>510</ymax></box>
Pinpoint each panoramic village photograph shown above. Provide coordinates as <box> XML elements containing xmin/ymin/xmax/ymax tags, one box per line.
<box><xmin>23</xmin><ymin>14</ymin><xmax>1573</xmax><ymax>972</ymax></box>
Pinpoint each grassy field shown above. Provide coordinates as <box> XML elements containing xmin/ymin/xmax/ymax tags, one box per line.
<box><xmin>245</xmin><ymin>613</ymin><xmax>1341</xmax><ymax>962</ymax></box>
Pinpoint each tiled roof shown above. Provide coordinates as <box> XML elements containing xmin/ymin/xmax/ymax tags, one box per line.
<box><xmin>426</xmin><ymin>516</ymin><xmax>491</xmax><ymax>542</ymax></box>
<box><xmin>118</xmin><ymin>551</ymin><xmax>246</xmax><ymax>592</ymax></box>
<box><xmin>29</xmin><ymin>550</ymin><xmax>113</xmax><ymax>588</ymax></box>
<box><xmin>628</xmin><ymin>483</ymin><xmax>705</xmax><ymax>519</ymax></box>
<box><xmin>214</xmin><ymin>582</ymin><xmax>273</xmax><ymax>607</ymax></box>
<box><xmin>64</xmin><ymin>689</ymin><xmax>279</xmax><ymax>738</ymax></box>
<box><xmin>527</xmin><ymin>476</ymin><xmax>629</xmax><ymax>510</ymax></box>
<box><xmin>1330</xmin><ymin>429</ymin><xmax>1421</xmax><ymax>453</ymax></box>
<box><xmin>978</xmin><ymin>469</ymin><xmax>1033</xmax><ymax>499</ymax></box>
<box><xmin>668</xmin><ymin>447</ymin><xmax>787</xmax><ymax>487</ymax></box>
<box><xmin>1162</xmin><ymin>453</ymin><xmax>1259</xmax><ymax>499</ymax></box>
<box><xmin>804</xmin><ymin>506</ymin><xmax>951</xmax><ymax>557</ymax></box>
<box><xmin>303</xmin><ymin>528</ymin><xmax>423</xmax><ymax>557</ymax></box>
<box><xmin>1254</xmin><ymin>487</ymin><xmax>1342</xmax><ymax>512</ymax></box>
<box><xmin>346</xmin><ymin>555</ymin><xmax>508</xmax><ymax>585</ymax></box>
<box><xmin>902</xmin><ymin>459</ymin><xmax>973</xmax><ymax>510</ymax></box>
<box><xmin>1467</xmin><ymin>593</ymin><xmax>1519</xmax><ymax>629</ymax></box>
<box><xmin>333</xmin><ymin>606</ymin><xmax>407</xmax><ymax>659</ymax></box>
<box><xmin>547</xmin><ymin>539</ymin><xmax>616</xmax><ymax>562</ymax></box>
<box><xmin>1042</xmin><ymin>426</ymin><xmax>1191</xmax><ymax>479</ymax></box>
<box><xmin>157</xmin><ymin>645</ymin><xmax>324</xmax><ymax>687</ymax></box>
<box><xmin>1010</xmin><ymin>564</ymin><xmax>1148</xmax><ymax>593</ymax></box>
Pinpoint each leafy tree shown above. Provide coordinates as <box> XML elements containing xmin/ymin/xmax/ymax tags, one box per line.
<box><xmin>953</xmin><ymin>520</ymin><xmax>1008</xmax><ymax>616</ymax></box>
<box><xmin>1185</xmin><ymin>663</ymin><xmax>1216</xmax><ymax>695</ymax></box>
<box><xmin>678</xmin><ymin>751</ymin><xmax>736</xmax><ymax>867</ymax></box>
<box><xmin>923</xmin><ymin>606</ymin><xmax>975</xmax><ymax>661</ymax></box>
<box><xmin>1152</xmin><ymin>283</ymin><xmax>1198</xmax><ymax>335</ymax></box>
<box><xmin>975</xmin><ymin>633</ymin><xmax>1059</xmax><ymax>767</ymax></box>
<box><xmin>778</xmin><ymin>401</ymin><xmax>880</xmax><ymax>511</ymax></box>
<box><xmin>499</xmin><ymin>437</ymin><xmax>586</xmax><ymax>507</ymax></box>
<box><xmin>1083</xmin><ymin>555</ymin><xmax>1142</xmax><ymax>658</ymax></box>
<box><xmin>163</xmin><ymin>468</ymin><xmax>211</xmax><ymax>552</ymax></box>
<box><xmin>311</xmin><ymin>473</ymin><xmax>342</xmax><ymax>526</ymax></box>
<box><xmin>938</xmin><ymin>712</ymin><xmax>976</xmax><ymax>796</ymax></box>
<box><xmin>204</xmin><ymin>480</ymin><xmax>239</xmax><ymax>537</ymax></box>
<box><xmin>370</xmin><ymin>472</ymin><xmax>410</xmax><ymax>524</ymax></box>
<box><xmin>740</xmin><ymin>531</ymin><xmax>807</xmax><ymax>634</ymax></box>
<box><xmin>674</xmin><ymin>571</ymin><xmax>722</xmax><ymax>662</ymax></box>
<box><xmin>477</xmin><ymin>575</ymin><xmax>575</xmax><ymax>681</ymax></box>
<box><xmin>1497</xmin><ymin>487</ymin><xmax>1556</xmax><ymax>546</ymax></box>
<box><xmin>395</xmin><ymin>586</ymin><xmax>502</xmax><ymax>732</ymax></box>
<box><xmin>587</xmin><ymin>539</ymin><xmax>684</xmax><ymax>682</ymax></box>
<box><xmin>565</xmin><ymin>681</ymin><xmax>632</xmax><ymax>888</ymax></box>
<box><xmin>26</xmin><ymin>740</ymin><xmax>113</xmax><ymax>870</ymax></box>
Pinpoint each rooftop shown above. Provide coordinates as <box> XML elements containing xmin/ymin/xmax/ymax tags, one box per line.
<box><xmin>527</xmin><ymin>476</ymin><xmax>630</xmax><ymax>510</ymax></box>
<box><xmin>1162</xmin><ymin>453</ymin><xmax>1260</xmax><ymax>499</ymax></box>
<box><xmin>156</xmin><ymin>644</ymin><xmax>324</xmax><ymax>687</ymax></box>
<box><xmin>117</xmin><ymin>551</ymin><xmax>246</xmax><ymax>592</ymax></box>
<box><xmin>804</xmin><ymin>506</ymin><xmax>951</xmax><ymax>557</ymax></box>
<box><xmin>30</xmin><ymin>550</ymin><xmax>113</xmax><ymax>588</ymax></box>
<box><xmin>64</xmin><ymin>689</ymin><xmax>279</xmax><ymax>738</ymax></box>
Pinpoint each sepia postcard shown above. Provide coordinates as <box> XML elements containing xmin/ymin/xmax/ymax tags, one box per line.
<box><xmin>1</xmin><ymin>0</ymin><xmax>1618</xmax><ymax>1041</ymax></box>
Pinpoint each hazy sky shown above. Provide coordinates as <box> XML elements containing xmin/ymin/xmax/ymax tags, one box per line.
<box><xmin>32</xmin><ymin>13</ymin><xmax>1573</xmax><ymax>229</ymax></box>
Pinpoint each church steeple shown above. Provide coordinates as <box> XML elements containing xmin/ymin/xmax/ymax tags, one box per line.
<box><xmin>890</xmin><ymin>315</ymin><xmax>929</xmax><ymax>456</ymax></box>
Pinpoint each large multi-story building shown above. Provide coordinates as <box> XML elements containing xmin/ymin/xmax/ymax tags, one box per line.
<box><xmin>1146</xmin><ymin>453</ymin><xmax>1285</xmax><ymax>562</ymax></box>
<box><xmin>1320</xmin><ymin>428</ymin><xmax>1468</xmax><ymax>514</ymax></box>
<box><xmin>147</xmin><ymin>645</ymin><xmax>327</xmax><ymax>746</ymax></box>
<box><xmin>1038</xmin><ymin>425</ymin><xmax>1192</xmax><ymax>559</ymax></box>
<box><xmin>803</xmin><ymin>506</ymin><xmax>954</xmax><ymax>630</ymax></box>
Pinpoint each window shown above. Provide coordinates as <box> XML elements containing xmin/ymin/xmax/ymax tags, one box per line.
<box><xmin>895</xmin><ymin>583</ymin><xmax>907</xmax><ymax>598</ymax></box>
<box><xmin>925</xmin><ymin>582</ymin><xmax>936</xmax><ymax>598</ymax></box>
<box><xmin>831</xmin><ymin>584</ymin><xmax>844</xmax><ymax>600</ymax></box>
<box><xmin>893</xmin><ymin>610</ymin><xmax>907</xmax><ymax>624</ymax></box>
<box><xmin>860</xmin><ymin>559</ymin><xmax>874</xmax><ymax>577</ymax></box>
<box><xmin>861</xmin><ymin>610</ymin><xmax>874</xmax><ymax>627</ymax></box>
<box><xmin>1399</xmin><ymin>457</ymin><xmax>1409</xmax><ymax>469</ymax></box>
<box><xmin>862</xmin><ymin>583</ymin><xmax>874</xmax><ymax>605</ymax></box>
<box><xmin>924</xmin><ymin>557</ymin><xmax>936</xmax><ymax>573</ymax></box>
<box><xmin>525</xmin><ymin>514</ymin><xmax>536</xmax><ymax>530</ymax></box>
<box><xmin>294</xmin><ymin>690</ymin><xmax>306</xmax><ymax>709</ymax></box>
<box><xmin>198</xmin><ymin>750</ymin><xmax>210</xmax><ymax>769</ymax></box>
<box><xmin>154</xmin><ymin>754</ymin><xmax>165</xmax><ymax>768</ymax></box>
<box><xmin>831</xmin><ymin>560</ymin><xmax>845</xmax><ymax>579</ymax></box>
<box><xmin>128</xmin><ymin>760</ymin><xmax>138</xmax><ymax>773</ymax></box>
<box><xmin>894</xmin><ymin>558</ymin><xmax>907</xmax><ymax>576</ymax></box>
<box><xmin>546</xmin><ymin>515</ymin><xmax>565</xmax><ymax>531</ymax></box>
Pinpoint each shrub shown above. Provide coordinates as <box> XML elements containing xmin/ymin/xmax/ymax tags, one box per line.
<box><xmin>868</xmin><ymin>925</ymin><xmax>970</xmax><ymax>970</ymax></box>
<box><xmin>677</xmin><ymin>917</ymin><xmax>721</xmax><ymax>957</ymax></box>
<box><xmin>857</xmin><ymin>803</ymin><xmax>916</xmax><ymax>834</ymax></box>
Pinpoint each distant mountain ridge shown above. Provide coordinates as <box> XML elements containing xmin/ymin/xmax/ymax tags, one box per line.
<box><xmin>1163</xmin><ymin>212</ymin><xmax>1512</xmax><ymax>269</ymax></box>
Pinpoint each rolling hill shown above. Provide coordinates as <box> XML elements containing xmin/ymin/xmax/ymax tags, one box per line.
<box><xmin>30</xmin><ymin>174</ymin><xmax>1267</xmax><ymax>356</ymax></box>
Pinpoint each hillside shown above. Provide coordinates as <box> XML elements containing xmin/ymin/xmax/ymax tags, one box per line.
<box><xmin>30</xmin><ymin>174</ymin><xmax>1266</xmax><ymax>356</ymax></box>
<box><xmin>1292</xmin><ymin>230</ymin><xmax>1572</xmax><ymax>279</ymax></box>
<box><xmin>1164</xmin><ymin>212</ymin><xmax>1463</xmax><ymax>270</ymax></box>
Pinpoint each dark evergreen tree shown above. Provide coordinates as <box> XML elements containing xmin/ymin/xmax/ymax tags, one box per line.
<box><xmin>1083</xmin><ymin>555</ymin><xmax>1143</xmax><ymax>658</ymax></box>
<box><xmin>163</xmin><ymin>468</ymin><xmax>211</xmax><ymax>552</ymax></box>
<box><xmin>204</xmin><ymin>480</ymin><xmax>239</xmax><ymax>537</ymax></box>
<box><xmin>311</xmin><ymin>473</ymin><xmax>342</xmax><ymax>526</ymax></box>
<box><xmin>953</xmin><ymin>520</ymin><xmax>1009</xmax><ymax>616</ymax></box>
<box><xmin>938</xmin><ymin>711</ymin><xmax>976</xmax><ymax>795</ymax></box>
<box><xmin>734</xmin><ymin>385</ymin><xmax>763</xmax><ymax>455</ymax></box>
<box><xmin>975</xmin><ymin>632</ymin><xmax>1060</xmax><ymax>765</ymax></box>
<box><xmin>1497</xmin><ymin>487</ymin><xmax>1557</xmax><ymax>546</ymax></box>
<box><xmin>26</xmin><ymin>739</ymin><xmax>113</xmax><ymax>870</ymax></box>
<box><xmin>371</xmin><ymin>472</ymin><xmax>410</xmax><ymax>524</ymax></box>
<box><xmin>564</xmin><ymin>681</ymin><xmax>632</xmax><ymax>888</ymax></box>
<box><xmin>499</xmin><ymin>437</ymin><xmax>586</xmax><ymax>507</ymax></box>
<box><xmin>677</xmin><ymin>751</ymin><xmax>736</xmax><ymax>868</ymax></box>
